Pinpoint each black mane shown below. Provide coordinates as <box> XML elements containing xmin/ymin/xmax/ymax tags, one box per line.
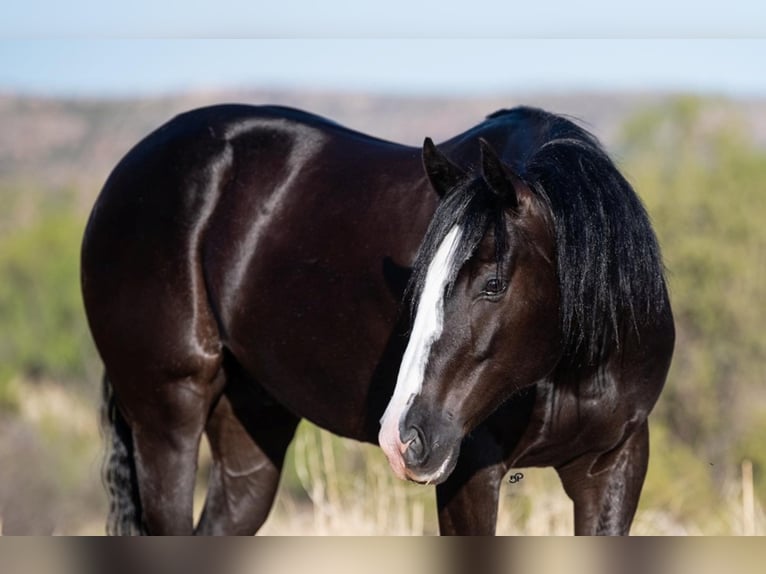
<box><xmin>408</xmin><ymin>107</ymin><xmax>667</xmax><ymax>366</ymax></box>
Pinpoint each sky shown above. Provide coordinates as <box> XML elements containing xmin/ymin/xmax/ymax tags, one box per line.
<box><xmin>1</xmin><ymin>1</ymin><xmax>765</xmax><ymax>98</ymax></box>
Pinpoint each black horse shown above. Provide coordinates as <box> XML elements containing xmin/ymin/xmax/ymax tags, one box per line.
<box><xmin>81</xmin><ymin>104</ymin><xmax>674</xmax><ymax>535</ymax></box>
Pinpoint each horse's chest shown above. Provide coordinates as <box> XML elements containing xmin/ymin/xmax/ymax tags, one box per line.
<box><xmin>509</xmin><ymin>377</ymin><xmax>629</xmax><ymax>467</ymax></box>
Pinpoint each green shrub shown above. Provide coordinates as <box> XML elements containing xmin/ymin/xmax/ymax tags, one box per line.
<box><xmin>0</xmin><ymin>189</ymin><xmax>99</xmax><ymax>387</ymax></box>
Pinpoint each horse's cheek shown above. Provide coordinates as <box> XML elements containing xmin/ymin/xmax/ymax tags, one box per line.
<box><xmin>468</xmin><ymin>299</ymin><xmax>500</xmax><ymax>361</ymax></box>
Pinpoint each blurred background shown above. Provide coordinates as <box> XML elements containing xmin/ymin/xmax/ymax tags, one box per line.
<box><xmin>1</xmin><ymin>17</ymin><xmax>766</xmax><ymax>535</ymax></box>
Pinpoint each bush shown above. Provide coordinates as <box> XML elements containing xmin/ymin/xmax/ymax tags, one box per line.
<box><xmin>0</xmin><ymin>188</ymin><xmax>99</xmax><ymax>389</ymax></box>
<box><xmin>619</xmin><ymin>97</ymin><xmax>766</xmax><ymax>505</ymax></box>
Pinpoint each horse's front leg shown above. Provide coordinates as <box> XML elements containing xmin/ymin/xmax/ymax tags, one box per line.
<box><xmin>555</xmin><ymin>421</ymin><xmax>650</xmax><ymax>535</ymax></box>
<box><xmin>435</xmin><ymin>428</ymin><xmax>505</xmax><ymax>535</ymax></box>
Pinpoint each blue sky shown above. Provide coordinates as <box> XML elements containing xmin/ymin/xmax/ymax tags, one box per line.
<box><xmin>2</xmin><ymin>40</ymin><xmax>766</xmax><ymax>98</ymax></box>
<box><xmin>1</xmin><ymin>2</ymin><xmax>765</xmax><ymax>98</ymax></box>
<box><xmin>2</xmin><ymin>0</ymin><xmax>765</xmax><ymax>37</ymax></box>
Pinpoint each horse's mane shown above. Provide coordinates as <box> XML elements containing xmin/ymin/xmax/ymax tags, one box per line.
<box><xmin>408</xmin><ymin>106</ymin><xmax>667</xmax><ymax>367</ymax></box>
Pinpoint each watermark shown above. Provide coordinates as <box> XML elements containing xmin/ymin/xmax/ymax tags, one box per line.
<box><xmin>507</xmin><ymin>472</ymin><xmax>524</xmax><ymax>484</ymax></box>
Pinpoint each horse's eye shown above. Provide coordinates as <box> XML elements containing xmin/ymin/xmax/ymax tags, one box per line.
<box><xmin>482</xmin><ymin>278</ymin><xmax>506</xmax><ymax>295</ymax></box>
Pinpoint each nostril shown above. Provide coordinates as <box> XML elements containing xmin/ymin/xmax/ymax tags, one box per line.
<box><xmin>409</xmin><ymin>431</ymin><xmax>424</xmax><ymax>458</ymax></box>
<box><xmin>402</xmin><ymin>426</ymin><xmax>427</xmax><ymax>466</ymax></box>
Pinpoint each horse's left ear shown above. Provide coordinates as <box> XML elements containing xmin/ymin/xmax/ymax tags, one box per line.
<box><xmin>479</xmin><ymin>138</ymin><xmax>527</xmax><ymax>211</ymax></box>
<box><xmin>422</xmin><ymin>137</ymin><xmax>465</xmax><ymax>198</ymax></box>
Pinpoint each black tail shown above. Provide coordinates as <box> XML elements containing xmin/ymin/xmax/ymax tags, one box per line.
<box><xmin>101</xmin><ymin>373</ymin><xmax>144</xmax><ymax>535</ymax></box>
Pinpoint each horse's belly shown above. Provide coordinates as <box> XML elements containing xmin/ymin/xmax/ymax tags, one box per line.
<box><xmin>227</xmin><ymin>261</ymin><xmax>401</xmax><ymax>440</ymax></box>
<box><xmin>202</xmin><ymin>207</ymin><xmax>407</xmax><ymax>441</ymax></box>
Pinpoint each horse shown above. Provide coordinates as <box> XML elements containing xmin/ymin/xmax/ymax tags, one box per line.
<box><xmin>81</xmin><ymin>104</ymin><xmax>674</xmax><ymax>535</ymax></box>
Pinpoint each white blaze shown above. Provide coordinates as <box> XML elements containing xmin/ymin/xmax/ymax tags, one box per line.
<box><xmin>379</xmin><ymin>225</ymin><xmax>463</xmax><ymax>476</ymax></box>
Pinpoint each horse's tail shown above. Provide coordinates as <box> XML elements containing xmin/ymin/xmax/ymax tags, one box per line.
<box><xmin>100</xmin><ymin>373</ymin><xmax>144</xmax><ymax>535</ymax></box>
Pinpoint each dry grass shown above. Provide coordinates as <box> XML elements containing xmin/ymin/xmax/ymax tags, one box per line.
<box><xmin>260</xmin><ymin>426</ymin><xmax>434</xmax><ymax>535</ymax></box>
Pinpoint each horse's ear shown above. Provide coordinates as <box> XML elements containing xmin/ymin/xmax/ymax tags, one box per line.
<box><xmin>479</xmin><ymin>138</ymin><xmax>526</xmax><ymax>211</ymax></box>
<box><xmin>422</xmin><ymin>137</ymin><xmax>465</xmax><ymax>198</ymax></box>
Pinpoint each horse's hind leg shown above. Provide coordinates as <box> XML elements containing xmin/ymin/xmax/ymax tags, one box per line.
<box><xmin>555</xmin><ymin>421</ymin><xmax>650</xmax><ymax>535</ymax></box>
<box><xmin>121</xmin><ymin>361</ymin><xmax>223</xmax><ymax>535</ymax></box>
<box><xmin>196</xmin><ymin>363</ymin><xmax>299</xmax><ymax>535</ymax></box>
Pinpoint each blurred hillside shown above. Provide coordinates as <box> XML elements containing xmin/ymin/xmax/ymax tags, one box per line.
<box><xmin>5</xmin><ymin>89</ymin><xmax>766</xmax><ymax>198</ymax></box>
<box><xmin>0</xmin><ymin>90</ymin><xmax>765</xmax><ymax>534</ymax></box>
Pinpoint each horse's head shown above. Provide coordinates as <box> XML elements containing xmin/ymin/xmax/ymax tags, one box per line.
<box><xmin>379</xmin><ymin>138</ymin><xmax>562</xmax><ymax>484</ymax></box>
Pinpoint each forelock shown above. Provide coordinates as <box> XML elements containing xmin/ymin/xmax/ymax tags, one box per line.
<box><xmin>406</xmin><ymin>176</ymin><xmax>506</xmax><ymax>317</ymax></box>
